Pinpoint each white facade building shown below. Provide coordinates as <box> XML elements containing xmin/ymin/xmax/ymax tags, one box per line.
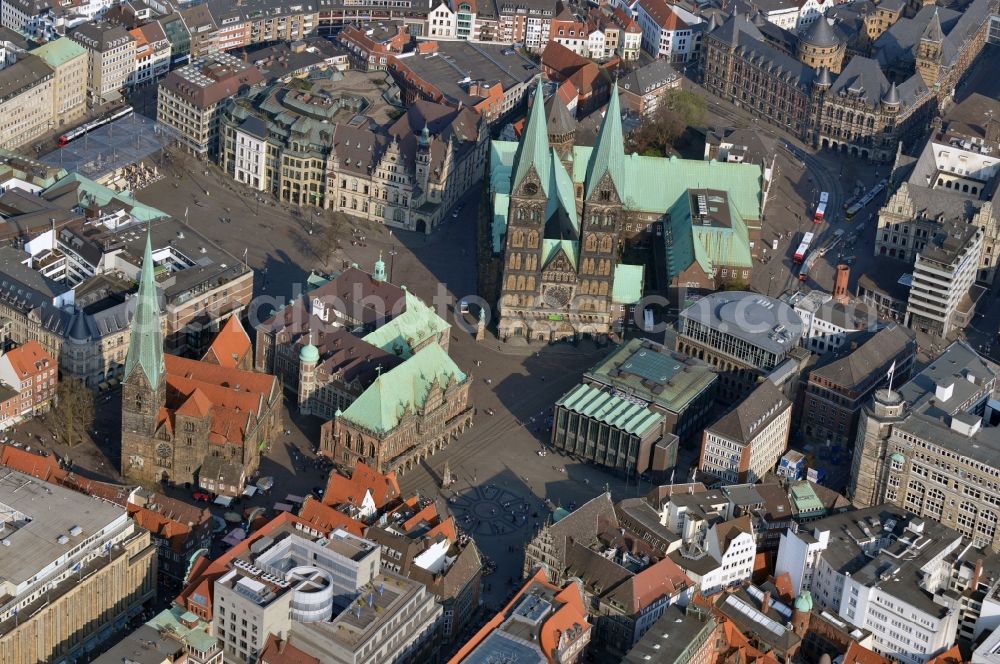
<box><xmin>699</xmin><ymin>380</ymin><xmax>792</xmax><ymax>484</ymax></box>
<box><xmin>775</xmin><ymin>506</ymin><xmax>966</xmax><ymax>664</ymax></box>
<box><xmin>758</xmin><ymin>0</ymin><xmax>830</xmax><ymax>32</ymax></box>
<box><xmin>904</xmin><ymin>220</ymin><xmax>983</xmax><ymax>338</ymax></box>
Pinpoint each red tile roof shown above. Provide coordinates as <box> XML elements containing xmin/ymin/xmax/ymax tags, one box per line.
<box><xmin>260</xmin><ymin>634</ymin><xmax>320</xmax><ymax>664</ymax></box>
<box><xmin>2</xmin><ymin>340</ymin><xmax>54</xmax><ymax>379</ymax></box>
<box><xmin>163</xmin><ymin>354</ymin><xmax>277</xmax><ymax>446</ymax></box>
<box><xmin>842</xmin><ymin>641</ymin><xmax>893</xmax><ymax>664</ymax></box>
<box><xmin>624</xmin><ymin>557</ymin><xmax>691</xmax><ymax>613</ymax></box>
<box><xmin>202</xmin><ymin>315</ymin><xmax>252</xmax><ymax>369</ymax></box>
<box><xmin>640</xmin><ymin>0</ymin><xmax>689</xmax><ymax>31</ymax></box>
<box><xmin>298</xmin><ymin>497</ymin><xmax>366</xmax><ymax>536</ymax></box>
<box><xmin>449</xmin><ymin>569</ymin><xmax>591</xmax><ymax>664</ymax></box>
<box><xmin>323</xmin><ymin>462</ymin><xmax>400</xmax><ymax>510</ymax></box>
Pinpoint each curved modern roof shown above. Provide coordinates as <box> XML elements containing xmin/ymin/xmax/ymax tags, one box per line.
<box><xmin>679</xmin><ymin>291</ymin><xmax>803</xmax><ymax>356</ymax></box>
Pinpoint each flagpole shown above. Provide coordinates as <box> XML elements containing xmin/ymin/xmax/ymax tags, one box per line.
<box><xmin>887</xmin><ymin>360</ymin><xmax>896</xmax><ymax>393</ymax></box>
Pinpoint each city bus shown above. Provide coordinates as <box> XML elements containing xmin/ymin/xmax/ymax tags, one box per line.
<box><xmin>793</xmin><ymin>231</ymin><xmax>814</xmax><ymax>263</ymax></box>
<box><xmin>814</xmin><ymin>191</ymin><xmax>830</xmax><ymax>223</ymax></box>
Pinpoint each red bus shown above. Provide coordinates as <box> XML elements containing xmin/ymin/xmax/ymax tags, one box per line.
<box><xmin>793</xmin><ymin>232</ymin><xmax>814</xmax><ymax>263</ymax></box>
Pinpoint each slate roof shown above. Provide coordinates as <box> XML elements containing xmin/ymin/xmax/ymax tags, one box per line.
<box><xmin>829</xmin><ymin>55</ymin><xmax>890</xmax><ymax>109</ymax></box>
<box><xmin>800</xmin><ymin>16</ymin><xmax>840</xmax><ymax>47</ymax></box>
<box><xmin>707</xmin><ymin>380</ymin><xmax>790</xmax><ymax>445</ymax></box>
<box><xmin>809</xmin><ymin>324</ymin><xmax>914</xmax><ymax>389</ymax></box>
<box><xmin>619</xmin><ymin>58</ymin><xmax>679</xmax><ymax>96</ymax></box>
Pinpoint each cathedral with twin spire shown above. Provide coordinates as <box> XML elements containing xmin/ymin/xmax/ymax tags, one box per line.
<box><xmin>492</xmin><ymin>81</ymin><xmax>644</xmax><ymax>343</ymax></box>
<box><xmin>488</xmin><ymin>81</ymin><xmax>764</xmax><ymax>342</ymax></box>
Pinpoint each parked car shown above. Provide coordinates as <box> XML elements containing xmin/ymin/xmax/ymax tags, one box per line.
<box><xmin>192</xmin><ymin>492</ymin><xmax>212</xmax><ymax>502</ymax></box>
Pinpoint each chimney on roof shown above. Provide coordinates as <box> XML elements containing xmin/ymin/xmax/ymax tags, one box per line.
<box><xmin>761</xmin><ymin>590</ymin><xmax>771</xmax><ymax>615</ymax></box>
<box><xmin>277</xmin><ymin>637</ymin><xmax>286</xmax><ymax>654</ymax></box>
<box><xmin>974</xmin><ymin>558</ymin><xmax>984</xmax><ymax>588</ymax></box>
<box><xmin>834</xmin><ymin>264</ymin><xmax>850</xmax><ymax>305</ymax></box>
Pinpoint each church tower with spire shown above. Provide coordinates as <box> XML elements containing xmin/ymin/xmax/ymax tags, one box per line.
<box><xmin>915</xmin><ymin>7</ymin><xmax>944</xmax><ymax>90</ymax></box>
<box><xmin>498</xmin><ymin>80</ymin><xmax>551</xmax><ymax>341</ymax></box>
<box><xmin>121</xmin><ymin>231</ymin><xmax>167</xmax><ymax>483</ymax></box>
<box><xmin>577</xmin><ymin>86</ymin><xmax>625</xmax><ymax>327</ymax></box>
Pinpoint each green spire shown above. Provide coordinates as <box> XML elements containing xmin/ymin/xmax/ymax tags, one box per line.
<box><xmin>511</xmin><ymin>80</ymin><xmax>551</xmax><ymax>196</ymax></box>
<box><xmin>585</xmin><ymin>84</ymin><xmax>625</xmax><ymax>200</ymax></box>
<box><xmin>124</xmin><ymin>231</ymin><xmax>165</xmax><ymax>390</ymax></box>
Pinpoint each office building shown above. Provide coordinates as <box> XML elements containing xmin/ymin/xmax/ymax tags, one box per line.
<box><xmin>157</xmin><ymin>53</ymin><xmax>265</xmax><ymax>157</ymax></box>
<box><xmin>206</xmin><ymin>515</ymin><xmax>443</xmax><ymax>664</ymax></box>
<box><xmin>848</xmin><ymin>340</ymin><xmax>1000</xmax><ymax>550</ymax></box>
<box><xmin>699</xmin><ymin>380</ymin><xmax>792</xmax><ymax>484</ymax></box>
<box><xmin>30</xmin><ymin>37</ymin><xmax>88</xmax><ymax>125</ymax></box>
<box><xmin>0</xmin><ymin>468</ymin><xmax>156</xmax><ymax>664</ymax></box>
<box><xmin>801</xmin><ymin>324</ymin><xmax>916</xmax><ymax>448</ymax></box>
<box><xmin>775</xmin><ymin>506</ymin><xmax>964</xmax><ymax>663</ymax></box>
<box><xmin>552</xmin><ymin>338</ymin><xmax>717</xmax><ymax>475</ymax></box>
<box><xmin>904</xmin><ymin>220</ymin><xmax>983</xmax><ymax>337</ymax></box>
<box><xmin>0</xmin><ymin>53</ymin><xmax>53</xmax><ymax>150</ymax></box>
<box><xmin>676</xmin><ymin>291</ymin><xmax>803</xmax><ymax>401</ymax></box>
<box><xmin>68</xmin><ymin>21</ymin><xmax>136</xmax><ymax>104</ymax></box>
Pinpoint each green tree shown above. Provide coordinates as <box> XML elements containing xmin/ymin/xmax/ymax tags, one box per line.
<box><xmin>663</xmin><ymin>90</ymin><xmax>706</xmax><ymax>128</ymax></box>
<box><xmin>48</xmin><ymin>377</ymin><xmax>95</xmax><ymax>447</ymax></box>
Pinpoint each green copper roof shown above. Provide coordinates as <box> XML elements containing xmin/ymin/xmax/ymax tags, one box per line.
<box><xmin>44</xmin><ymin>173</ymin><xmax>167</xmax><ymax>222</ymax></box>
<box><xmin>890</xmin><ymin>452</ymin><xmax>905</xmax><ymax>463</ymax></box>
<box><xmin>146</xmin><ymin>607</ymin><xmax>219</xmax><ymax>655</ymax></box>
<box><xmin>489</xmin><ymin>144</ymin><xmax>762</xmax><ymax>257</ymax></box>
<box><xmin>542</xmin><ymin>239</ymin><xmax>579</xmax><ymax>270</ymax></box>
<box><xmin>583</xmin><ymin>339</ymin><xmax>717</xmax><ymax>413</ymax></box>
<box><xmin>584</xmin><ymin>85</ymin><xmax>626</xmax><ymax>200</ymax></box>
<box><xmin>545</xmin><ymin>149</ymin><xmax>578</xmax><ymax>232</ymax></box>
<box><xmin>511</xmin><ymin>80</ymin><xmax>550</xmax><ymax>196</ymax></box>
<box><xmin>123</xmin><ymin>232</ymin><xmax>165</xmax><ymax>390</ymax></box>
<box><xmin>32</xmin><ymin>37</ymin><xmax>86</xmax><ymax>69</ymax></box>
<box><xmin>557</xmin><ymin>383</ymin><xmax>664</xmax><ymax>436</ymax></box>
<box><xmin>362</xmin><ymin>290</ymin><xmax>450</xmax><ymax>360</ymax></box>
<box><xmin>794</xmin><ymin>591</ymin><xmax>813</xmax><ymax>613</ymax></box>
<box><xmin>790</xmin><ymin>483</ymin><xmax>825</xmax><ymax>514</ymax></box>
<box><xmin>300</xmin><ymin>344</ymin><xmax>319</xmax><ymax>363</ymax></box>
<box><xmin>612</xmin><ymin>264</ymin><xmax>644</xmax><ymax>304</ymax></box>
<box><xmin>664</xmin><ymin>191</ymin><xmax>753</xmax><ymax>281</ymax></box>
<box><xmin>339</xmin><ymin>343</ymin><xmax>467</xmax><ymax>435</ymax></box>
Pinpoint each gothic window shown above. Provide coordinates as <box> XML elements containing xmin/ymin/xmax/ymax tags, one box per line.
<box><xmin>526</xmin><ymin>276</ymin><xmax>536</xmax><ymax>290</ymax></box>
<box><xmin>516</xmin><ymin>275</ymin><xmax>526</xmax><ymax>290</ymax></box>
<box><xmin>368</xmin><ymin>444</ymin><xmax>376</xmax><ymax>458</ymax></box>
<box><xmin>598</xmin><ymin>281</ymin><xmax>609</xmax><ymax>296</ymax></box>
<box><xmin>585</xmin><ymin>235</ymin><xmax>597</xmax><ymax>252</ymax></box>
<box><xmin>513</xmin><ymin>230</ymin><xmax>525</xmax><ymax>247</ymax></box>
<box><xmin>591</xmin><ymin>214</ymin><xmax>600</xmax><ymax>225</ymax></box>
<box><xmin>517</xmin><ymin>208</ymin><xmax>525</xmax><ymax>221</ymax></box>
<box><xmin>505</xmin><ymin>275</ymin><xmax>516</xmax><ymax>290</ymax></box>
<box><xmin>514</xmin><ymin>253</ymin><xmax>522</xmax><ymax>270</ymax></box>
<box><xmin>134</xmin><ymin>393</ymin><xmax>143</xmax><ymax>412</ymax></box>
<box><xmin>527</xmin><ymin>231</ymin><xmax>539</xmax><ymax>248</ymax></box>
<box><xmin>599</xmin><ymin>190</ymin><xmax>611</xmax><ymax>202</ymax></box>
<box><xmin>600</xmin><ymin>236</ymin><xmax>612</xmax><ymax>253</ymax></box>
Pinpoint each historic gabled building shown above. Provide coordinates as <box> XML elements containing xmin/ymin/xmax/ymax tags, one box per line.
<box><xmin>120</xmin><ymin>233</ymin><xmax>280</xmax><ymax>490</ymax></box>
<box><xmin>486</xmin><ymin>82</ymin><xmax>763</xmax><ymax>342</ymax></box>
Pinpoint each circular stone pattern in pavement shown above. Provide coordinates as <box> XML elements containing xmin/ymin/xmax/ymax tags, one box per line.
<box><xmin>449</xmin><ymin>483</ymin><xmax>535</xmax><ymax>537</ymax></box>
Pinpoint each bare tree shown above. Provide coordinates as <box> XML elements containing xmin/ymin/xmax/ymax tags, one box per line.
<box><xmin>48</xmin><ymin>377</ymin><xmax>95</xmax><ymax>447</ymax></box>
